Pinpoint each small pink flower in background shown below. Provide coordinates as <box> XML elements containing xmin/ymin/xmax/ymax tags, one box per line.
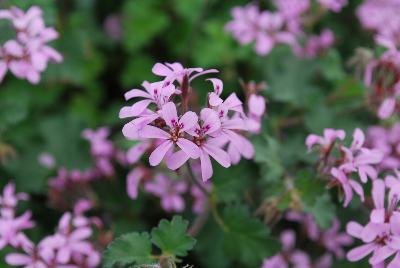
<box><xmin>225</xmin><ymin>4</ymin><xmax>296</xmax><ymax>56</ymax></box>
<box><xmin>245</xmin><ymin>94</ymin><xmax>266</xmax><ymax>134</ymax></box>
<box><xmin>322</xmin><ymin>219</ymin><xmax>353</xmax><ymax>258</ymax></box>
<box><xmin>103</xmin><ymin>14</ymin><xmax>122</xmax><ymax>41</ymax></box>
<box><xmin>305</xmin><ymin>128</ymin><xmax>345</xmax><ymax>152</ymax></box>
<box><xmin>294</xmin><ymin>29</ymin><xmax>335</xmax><ymax>58</ymax></box>
<box><xmin>318</xmin><ymin>0</ymin><xmax>348</xmax><ymax>12</ymax></box>
<box><xmin>0</xmin><ymin>6</ymin><xmax>62</xmax><ymax>84</ymax></box>
<box><xmin>331</xmin><ymin>167</ymin><xmax>365</xmax><ymax>207</ymax></box>
<box><xmin>126</xmin><ymin>166</ymin><xmax>146</xmax><ymax>200</ymax></box>
<box><xmin>191</xmin><ymin>182</ymin><xmax>212</xmax><ymax>214</ymax></box>
<box><xmin>38</xmin><ymin>152</ymin><xmax>56</xmax><ymax>169</ymax></box>
<box><xmin>262</xmin><ymin>230</ymin><xmax>332</xmax><ymax>268</ymax></box>
<box><xmin>144</xmin><ymin>174</ymin><xmax>187</xmax><ymax>212</ymax></box>
<box><xmin>82</xmin><ymin>127</ymin><xmax>114</xmax><ymax>157</ymax></box>
<box><xmin>340</xmin><ymin>128</ymin><xmax>384</xmax><ymax>183</ymax></box>
<box><xmin>367</xmin><ymin>124</ymin><xmax>400</xmax><ymax>171</ymax></box>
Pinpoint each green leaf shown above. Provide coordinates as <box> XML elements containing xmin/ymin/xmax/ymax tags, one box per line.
<box><xmin>102</xmin><ymin>232</ymin><xmax>153</xmax><ymax>268</ymax></box>
<box><xmin>223</xmin><ymin>206</ymin><xmax>280</xmax><ymax>266</ymax></box>
<box><xmin>122</xmin><ymin>0</ymin><xmax>170</xmax><ymax>52</ymax></box>
<box><xmin>253</xmin><ymin>134</ymin><xmax>284</xmax><ymax>181</ymax></box>
<box><xmin>151</xmin><ymin>216</ymin><xmax>196</xmax><ymax>257</ymax></box>
<box><xmin>319</xmin><ymin>50</ymin><xmax>346</xmax><ymax>82</ymax></box>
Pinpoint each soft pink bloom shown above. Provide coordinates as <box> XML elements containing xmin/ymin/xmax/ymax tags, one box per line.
<box><xmin>331</xmin><ymin>167</ymin><xmax>365</xmax><ymax>207</ymax></box>
<box><xmin>139</xmin><ymin>102</ymin><xmax>200</xmax><ymax>166</ymax></box>
<box><xmin>305</xmin><ymin>128</ymin><xmax>345</xmax><ymax>152</ymax></box>
<box><xmin>340</xmin><ymin>128</ymin><xmax>384</xmax><ymax>183</ymax></box>
<box><xmin>367</xmin><ymin>124</ymin><xmax>400</xmax><ymax>171</ymax></box>
<box><xmin>322</xmin><ymin>219</ymin><xmax>353</xmax><ymax>258</ymax></box>
<box><xmin>318</xmin><ymin>0</ymin><xmax>348</xmax><ymax>12</ymax></box>
<box><xmin>82</xmin><ymin>127</ymin><xmax>114</xmax><ymax>157</ymax></box>
<box><xmin>191</xmin><ymin>182</ymin><xmax>211</xmax><ymax>214</ymax></box>
<box><xmin>38</xmin><ymin>152</ymin><xmax>56</xmax><ymax>169</ymax></box>
<box><xmin>152</xmin><ymin>62</ymin><xmax>218</xmax><ymax>85</ymax></box>
<box><xmin>225</xmin><ymin>4</ymin><xmax>296</xmax><ymax>55</ymax></box>
<box><xmin>294</xmin><ymin>29</ymin><xmax>335</xmax><ymax>58</ymax></box>
<box><xmin>144</xmin><ymin>174</ymin><xmax>187</xmax><ymax>212</ymax></box>
<box><xmin>103</xmin><ymin>14</ymin><xmax>122</xmax><ymax>41</ymax></box>
<box><xmin>346</xmin><ymin>180</ymin><xmax>400</xmax><ymax>267</ymax></box>
<box><xmin>0</xmin><ymin>6</ymin><xmax>62</xmax><ymax>84</ymax></box>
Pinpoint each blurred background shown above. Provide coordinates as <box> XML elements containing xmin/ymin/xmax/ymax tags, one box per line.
<box><xmin>0</xmin><ymin>0</ymin><xmax>376</xmax><ymax>267</ymax></box>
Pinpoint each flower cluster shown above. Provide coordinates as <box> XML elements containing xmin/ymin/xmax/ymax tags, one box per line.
<box><xmin>48</xmin><ymin>127</ymin><xmax>125</xmax><ymax>210</ymax></box>
<box><xmin>346</xmin><ymin>177</ymin><xmax>400</xmax><ymax>267</ymax></box>
<box><xmin>367</xmin><ymin>123</ymin><xmax>400</xmax><ymax>171</ymax></box>
<box><xmin>262</xmin><ymin>230</ymin><xmax>332</xmax><ymax>268</ymax></box>
<box><xmin>306</xmin><ymin>128</ymin><xmax>383</xmax><ymax>207</ymax></box>
<box><xmin>0</xmin><ymin>183</ymin><xmax>103</xmax><ymax>267</ymax></box>
<box><xmin>357</xmin><ymin>0</ymin><xmax>400</xmax><ymax>49</ymax></box>
<box><xmin>120</xmin><ymin>62</ymin><xmax>266</xmax><ymax>181</ymax></box>
<box><xmin>225</xmin><ymin>0</ymin><xmax>345</xmax><ymax>57</ymax></box>
<box><xmin>0</xmin><ymin>6</ymin><xmax>62</xmax><ymax>84</ymax></box>
<box><xmin>126</xmin><ymin>164</ymin><xmax>211</xmax><ymax>214</ymax></box>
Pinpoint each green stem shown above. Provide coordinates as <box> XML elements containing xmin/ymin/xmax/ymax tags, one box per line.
<box><xmin>185</xmin><ymin>162</ymin><xmax>209</xmax><ymax>196</ymax></box>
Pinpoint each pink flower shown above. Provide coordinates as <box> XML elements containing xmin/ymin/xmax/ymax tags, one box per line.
<box><xmin>191</xmin><ymin>182</ymin><xmax>212</xmax><ymax>214</ymax></box>
<box><xmin>286</xmin><ymin>211</ymin><xmax>320</xmax><ymax>241</ymax></box>
<box><xmin>0</xmin><ymin>6</ymin><xmax>62</xmax><ymax>84</ymax></box>
<box><xmin>181</xmin><ymin>108</ymin><xmax>231</xmax><ymax>181</ymax></box>
<box><xmin>82</xmin><ymin>127</ymin><xmax>114</xmax><ymax>157</ymax></box>
<box><xmin>139</xmin><ymin>102</ymin><xmax>200</xmax><ymax>166</ymax></box>
<box><xmin>305</xmin><ymin>128</ymin><xmax>345</xmax><ymax>152</ymax></box>
<box><xmin>322</xmin><ymin>219</ymin><xmax>353</xmax><ymax>258</ymax></box>
<box><xmin>340</xmin><ymin>128</ymin><xmax>384</xmax><ymax>183</ymax></box>
<box><xmin>346</xmin><ymin>180</ymin><xmax>400</xmax><ymax>267</ymax></box>
<box><xmin>38</xmin><ymin>152</ymin><xmax>56</xmax><ymax>169</ymax></box>
<box><xmin>144</xmin><ymin>174</ymin><xmax>187</xmax><ymax>212</ymax></box>
<box><xmin>318</xmin><ymin>0</ymin><xmax>348</xmax><ymax>12</ymax></box>
<box><xmin>294</xmin><ymin>29</ymin><xmax>335</xmax><ymax>58</ymax></box>
<box><xmin>0</xmin><ymin>211</ymin><xmax>35</xmax><ymax>249</ymax></box>
<box><xmin>152</xmin><ymin>62</ymin><xmax>218</xmax><ymax>85</ymax></box>
<box><xmin>225</xmin><ymin>4</ymin><xmax>296</xmax><ymax>55</ymax></box>
<box><xmin>103</xmin><ymin>14</ymin><xmax>122</xmax><ymax>41</ymax></box>
<box><xmin>331</xmin><ymin>167</ymin><xmax>364</xmax><ymax>207</ymax></box>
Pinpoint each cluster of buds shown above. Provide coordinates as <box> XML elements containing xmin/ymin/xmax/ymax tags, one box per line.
<box><xmin>0</xmin><ymin>6</ymin><xmax>62</xmax><ymax>84</ymax></box>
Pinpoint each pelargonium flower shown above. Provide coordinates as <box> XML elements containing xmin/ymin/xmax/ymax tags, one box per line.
<box><xmin>331</xmin><ymin>167</ymin><xmax>365</xmax><ymax>207</ymax></box>
<box><xmin>346</xmin><ymin>180</ymin><xmax>400</xmax><ymax>267</ymax></box>
<box><xmin>144</xmin><ymin>174</ymin><xmax>187</xmax><ymax>212</ymax></box>
<box><xmin>140</xmin><ymin>102</ymin><xmax>200</xmax><ymax>166</ymax></box>
<box><xmin>340</xmin><ymin>128</ymin><xmax>384</xmax><ymax>183</ymax></box>
<box><xmin>262</xmin><ymin>230</ymin><xmax>332</xmax><ymax>268</ymax></box>
<box><xmin>294</xmin><ymin>29</ymin><xmax>335</xmax><ymax>58</ymax></box>
<box><xmin>225</xmin><ymin>4</ymin><xmax>296</xmax><ymax>55</ymax></box>
<box><xmin>322</xmin><ymin>219</ymin><xmax>354</xmax><ymax>258</ymax></box>
<box><xmin>305</xmin><ymin>128</ymin><xmax>345</xmax><ymax>152</ymax></box>
<box><xmin>318</xmin><ymin>0</ymin><xmax>348</xmax><ymax>12</ymax></box>
<box><xmin>120</xmin><ymin>62</ymin><xmax>261</xmax><ymax>182</ymax></box>
<box><xmin>0</xmin><ymin>6</ymin><xmax>62</xmax><ymax>84</ymax></box>
<box><xmin>367</xmin><ymin>124</ymin><xmax>400</xmax><ymax>171</ymax></box>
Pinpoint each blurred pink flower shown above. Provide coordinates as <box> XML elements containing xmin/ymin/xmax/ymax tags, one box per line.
<box><xmin>318</xmin><ymin>0</ymin><xmax>348</xmax><ymax>12</ymax></box>
<box><xmin>144</xmin><ymin>174</ymin><xmax>187</xmax><ymax>212</ymax></box>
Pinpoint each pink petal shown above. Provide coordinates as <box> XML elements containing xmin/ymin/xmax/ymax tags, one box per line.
<box><xmin>70</xmin><ymin>227</ymin><xmax>92</xmax><ymax>240</ymax></box>
<box><xmin>342</xmin><ymin>182</ymin><xmax>353</xmax><ymax>207</ymax></box>
<box><xmin>152</xmin><ymin>63</ymin><xmax>172</xmax><ymax>76</ymax></box>
<box><xmin>161</xmin><ymin>102</ymin><xmax>178</xmax><ymax>128</ymax></box>
<box><xmin>126</xmin><ymin>142</ymin><xmax>150</xmax><ymax>164</ymax></box>
<box><xmin>370</xmin><ymin>246</ymin><xmax>396</xmax><ymax>265</ymax></box>
<box><xmin>203</xmin><ymin>143</ymin><xmax>231</xmax><ymax>168</ymax></box>
<box><xmin>206</xmin><ymin>78</ymin><xmax>223</xmax><ymax>95</ymax></box>
<box><xmin>378</xmin><ymin>98</ymin><xmax>396</xmax><ymax>119</ymax></box>
<box><xmin>200</xmin><ymin>108</ymin><xmax>221</xmax><ymax>134</ymax></box>
<box><xmin>248</xmin><ymin>94</ymin><xmax>266</xmax><ymax>116</ymax></box>
<box><xmin>6</xmin><ymin>254</ymin><xmax>31</xmax><ymax>265</ymax></box>
<box><xmin>200</xmin><ymin>150</ymin><xmax>213</xmax><ymax>181</ymax></box>
<box><xmin>124</xmin><ymin>89</ymin><xmax>151</xmax><ymax>100</ymax></box>
<box><xmin>209</xmin><ymin>92</ymin><xmax>223</xmax><ymax>106</ymax></box>
<box><xmin>139</xmin><ymin>125</ymin><xmax>169</xmax><ymax>139</ymax></box>
<box><xmin>370</xmin><ymin>209</ymin><xmax>385</xmax><ymax>224</ymax></box>
<box><xmin>166</xmin><ymin>151</ymin><xmax>190</xmax><ymax>170</ymax></box>
<box><xmin>349</xmin><ymin>180</ymin><xmax>364</xmax><ymax>202</ymax></box>
<box><xmin>177</xmin><ymin>138</ymin><xmax>200</xmax><ymax>159</ymax></box>
<box><xmin>127</xmin><ymin>167</ymin><xmax>144</xmax><ymax>199</ymax></box>
<box><xmin>347</xmin><ymin>243</ymin><xmax>376</xmax><ymax>262</ymax></box>
<box><xmin>372</xmin><ymin>180</ymin><xmax>385</xmax><ymax>209</ymax></box>
<box><xmin>255</xmin><ymin>33</ymin><xmax>274</xmax><ymax>55</ymax></box>
<box><xmin>130</xmin><ymin>99</ymin><xmax>153</xmax><ymax>116</ymax></box>
<box><xmin>179</xmin><ymin>111</ymin><xmax>198</xmax><ymax>132</ymax></box>
<box><xmin>149</xmin><ymin>140</ymin><xmax>173</xmax><ymax>166</ymax></box>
